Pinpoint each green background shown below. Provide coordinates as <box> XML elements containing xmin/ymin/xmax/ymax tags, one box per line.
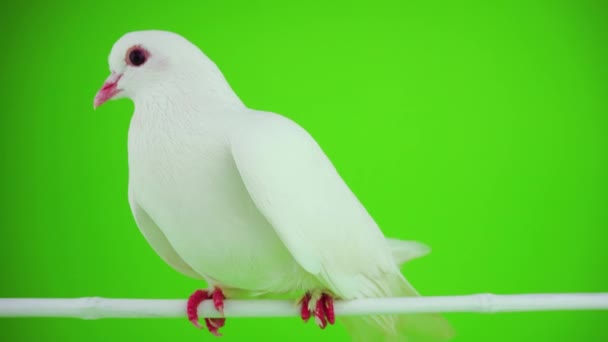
<box><xmin>1</xmin><ymin>0</ymin><xmax>606</xmax><ymax>341</ymax></box>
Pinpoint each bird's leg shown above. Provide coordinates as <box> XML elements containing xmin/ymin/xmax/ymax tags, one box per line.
<box><xmin>299</xmin><ymin>292</ymin><xmax>312</xmax><ymax>322</ymax></box>
<box><xmin>321</xmin><ymin>293</ymin><xmax>335</xmax><ymax>325</ymax></box>
<box><xmin>299</xmin><ymin>290</ymin><xmax>335</xmax><ymax>329</ymax></box>
<box><xmin>211</xmin><ymin>287</ymin><xmax>225</xmax><ymax>314</ymax></box>
<box><xmin>187</xmin><ymin>287</ymin><xmax>226</xmax><ymax>336</ymax></box>
<box><xmin>207</xmin><ymin>288</ymin><xmax>226</xmax><ymax>335</ymax></box>
<box><xmin>187</xmin><ymin>289</ymin><xmax>208</xmax><ymax>329</ymax></box>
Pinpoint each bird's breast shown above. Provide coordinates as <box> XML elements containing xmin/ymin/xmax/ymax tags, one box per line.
<box><xmin>126</xmin><ymin>122</ymin><xmax>312</xmax><ymax>293</ymax></box>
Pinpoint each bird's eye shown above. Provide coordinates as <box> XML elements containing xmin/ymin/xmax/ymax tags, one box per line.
<box><xmin>127</xmin><ymin>47</ymin><xmax>148</xmax><ymax>66</ymax></box>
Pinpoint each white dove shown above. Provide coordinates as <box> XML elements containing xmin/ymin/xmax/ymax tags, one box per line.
<box><xmin>94</xmin><ymin>30</ymin><xmax>454</xmax><ymax>341</ymax></box>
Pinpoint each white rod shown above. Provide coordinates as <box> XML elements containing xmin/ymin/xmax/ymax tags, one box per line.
<box><xmin>0</xmin><ymin>294</ymin><xmax>607</xmax><ymax>320</ymax></box>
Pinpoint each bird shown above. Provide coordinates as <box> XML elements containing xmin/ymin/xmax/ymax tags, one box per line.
<box><xmin>94</xmin><ymin>30</ymin><xmax>454</xmax><ymax>341</ymax></box>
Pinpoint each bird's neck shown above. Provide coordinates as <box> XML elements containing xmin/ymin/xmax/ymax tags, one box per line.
<box><xmin>132</xmin><ymin>65</ymin><xmax>246</xmax><ymax>121</ymax></box>
<box><xmin>130</xmin><ymin>76</ymin><xmax>247</xmax><ymax>139</ymax></box>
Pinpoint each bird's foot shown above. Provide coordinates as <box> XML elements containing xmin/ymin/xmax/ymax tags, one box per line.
<box><xmin>299</xmin><ymin>290</ymin><xmax>335</xmax><ymax>329</ymax></box>
<box><xmin>187</xmin><ymin>288</ymin><xmax>226</xmax><ymax>336</ymax></box>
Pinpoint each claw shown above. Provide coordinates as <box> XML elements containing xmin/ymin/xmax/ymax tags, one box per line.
<box><xmin>186</xmin><ymin>288</ymin><xmax>226</xmax><ymax>336</ymax></box>
<box><xmin>323</xmin><ymin>294</ymin><xmax>335</xmax><ymax>325</ymax></box>
<box><xmin>212</xmin><ymin>288</ymin><xmax>225</xmax><ymax>314</ymax></box>
<box><xmin>187</xmin><ymin>289</ymin><xmax>209</xmax><ymax>329</ymax></box>
<box><xmin>314</xmin><ymin>298</ymin><xmax>328</xmax><ymax>329</ymax></box>
<box><xmin>214</xmin><ymin>317</ymin><xmax>226</xmax><ymax>328</ymax></box>
<box><xmin>205</xmin><ymin>318</ymin><xmax>225</xmax><ymax>336</ymax></box>
<box><xmin>299</xmin><ymin>291</ymin><xmax>335</xmax><ymax>329</ymax></box>
<box><xmin>300</xmin><ymin>292</ymin><xmax>312</xmax><ymax>322</ymax></box>
<box><xmin>190</xmin><ymin>318</ymin><xmax>203</xmax><ymax>329</ymax></box>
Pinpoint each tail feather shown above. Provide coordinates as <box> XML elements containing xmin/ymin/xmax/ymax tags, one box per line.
<box><xmin>387</xmin><ymin>238</ymin><xmax>431</xmax><ymax>266</ymax></box>
<box><xmin>341</xmin><ymin>273</ymin><xmax>455</xmax><ymax>341</ymax></box>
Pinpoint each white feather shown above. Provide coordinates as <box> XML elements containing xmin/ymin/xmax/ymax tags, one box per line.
<box><xmin>231</xmin><ymin>112</ymin><xmax>401</xmax><ymax>297</ymax></box>
<box><xmin>100</xmin><ymin>30</ymin><xmax>454</xmax><ymax>340</ymax></box>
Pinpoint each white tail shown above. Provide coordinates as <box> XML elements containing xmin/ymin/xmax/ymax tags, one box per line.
<box><xmin>341</xmin><ymin>274</ymin><xmax>455</xmax><ymax>341</ymax></box>
<box><xmin>342</xmin><ymin>239</ymin><xmax>454</xmax><ymax>341</ymax></box>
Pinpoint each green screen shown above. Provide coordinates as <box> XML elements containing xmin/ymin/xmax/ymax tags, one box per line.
<box><xmin>1</xmin><ymin>1</ymin><xmax>606</xmax><ymax>341</ymax></box>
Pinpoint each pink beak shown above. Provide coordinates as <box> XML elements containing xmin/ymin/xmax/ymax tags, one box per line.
<box><xmin>94</xmin><ymin>73</ymin><xmax>122</xmax><ymax>109</ymax></box>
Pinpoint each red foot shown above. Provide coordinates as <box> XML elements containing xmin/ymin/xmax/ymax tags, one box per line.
<box><xmin>299</xmin><ymin>292</ymin><xmax>335</xmax><ymax>329</ymax></box>
<box><xmin>300</xmin><ymin>293</ymin><xmax>312</xmax><ymax>322</ymax></box>
<box><xmin>187</xmin><ymin>288</ymin><xmax>226</xmax><ymax>336</ymax></box>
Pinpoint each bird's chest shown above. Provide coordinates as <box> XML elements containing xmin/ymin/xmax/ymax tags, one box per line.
<box><xmin>127</xmin><ymin>125</ymin><xmax>247</xmax><ymax>235</ymax></box>
<box><xmin>126</xmin><ymin>111</ymin><xmax>240</xmax><ymax>220</ymax></box>
<box><xmin>126</xmin><ymin>124</ymin><xmax>302</xmax><ymax>291</ymax></box>
<box><xmin>128</xmin><ymin>127</ymin><xmax>226</xmax><ymax>209</ymax></box>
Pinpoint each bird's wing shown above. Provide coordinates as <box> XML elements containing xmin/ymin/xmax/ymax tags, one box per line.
<box><xmin>230</xmin><ymin>113</ymin><xmax>398</xmax><ymax>298</ymax></box>
<box><xmin>129</xmin><ymin>188</ymin><xmax>203</xmax><ymax>280</ymax></box>
<box><xmin>232</xmin><ymin>113</ymin><xmax>455</xmax><ymax>340</ymax></box>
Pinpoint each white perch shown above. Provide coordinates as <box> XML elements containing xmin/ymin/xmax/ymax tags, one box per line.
<box><xmin>0</xmin><ymin>293</ymin><xmax>607</xmax><ymax>320</ymax></box>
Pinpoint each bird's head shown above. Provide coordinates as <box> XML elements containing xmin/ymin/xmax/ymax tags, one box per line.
<box><xmin>94</xmin><ymin>30</ymin><xmax>213</xmax><ymax>109</ymax></box>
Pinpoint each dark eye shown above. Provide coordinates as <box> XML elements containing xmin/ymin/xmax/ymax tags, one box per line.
<box><xmin>128</xmin><ymin>48</ymin><xmax>148</xmax><ymax>66</ymax></box>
